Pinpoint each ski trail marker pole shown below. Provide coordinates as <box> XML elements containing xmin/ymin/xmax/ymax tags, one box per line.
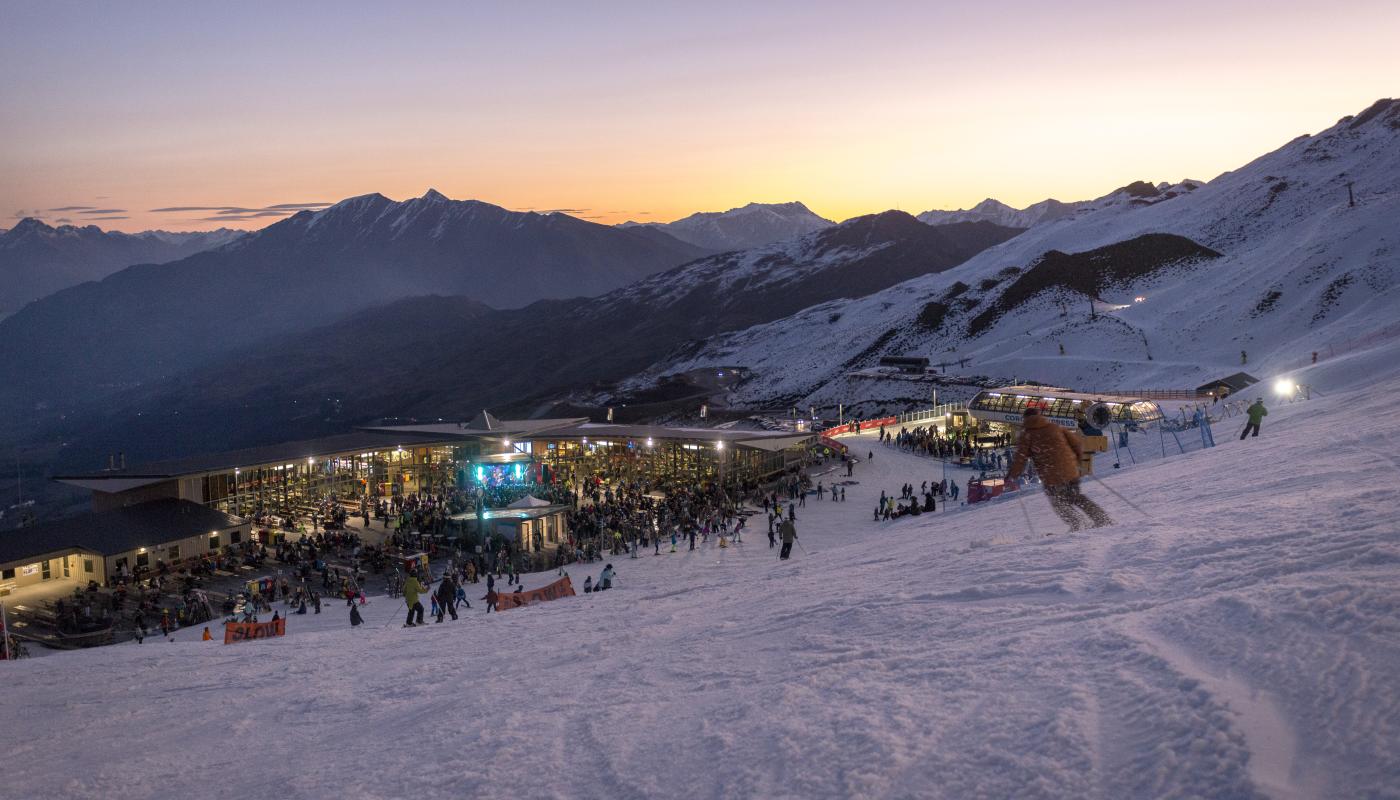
<box><xmin>1088</xmin><ymin>473</ymin><xmax>1149</xmax><ymax>518</ymax></box>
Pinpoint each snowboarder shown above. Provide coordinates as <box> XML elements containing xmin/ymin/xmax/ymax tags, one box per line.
<box><xmin>1006</xmin><ymin>406</ymin><xmax>1112</xmax><ymax>533</ymax></box>
<box><xmin>350</xmin><ymin>604</ymin><xmax>363</xmax><ymax>627</ymax></box>
<box><xmin>1241</xmin><ymin>398</ymin><xmax>1267</xmax><ymax>439</ymax></box>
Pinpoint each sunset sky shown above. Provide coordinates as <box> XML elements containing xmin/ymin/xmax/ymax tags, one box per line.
<box><xmin>2</xmin><ymin>0</ymin><xmax>1395</xmax><ymax>232</ymax></box>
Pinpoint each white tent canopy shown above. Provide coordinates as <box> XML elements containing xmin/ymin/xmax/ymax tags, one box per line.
<box><xmin>507</xmin><ymin>495</ymin><xmax>551</xmax><ymax>509</ymax></box>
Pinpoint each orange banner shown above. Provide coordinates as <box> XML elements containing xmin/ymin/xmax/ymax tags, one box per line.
<box><xmin>223</xmin><ymin>617</ymin><xmax>286</xmax><ymax>644</ymax></box>
<box><xmin>497</xmin><ymin>576</ymin><xmax>575</xmax><ymax>610</ymax></box>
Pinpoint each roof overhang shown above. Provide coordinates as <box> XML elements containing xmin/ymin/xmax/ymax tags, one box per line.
<box><xmin>51</xmin><ymin>476</ymin><xmax>173</xmax><ymax>494</ymax></box>
<box><xmin>736</xmin><ymin>434</ymin><xmax>817</xmax><ymax>452</ymax></box>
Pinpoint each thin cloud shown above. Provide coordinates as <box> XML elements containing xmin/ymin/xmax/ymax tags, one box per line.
<box><xmin>12</xmin><ymin>209</ymin><xmax>45</xmax><ymax>219</ymax></box>
<box><xmin>151</xmin><ymin>201</ymin><xmax>332</xmax><ymax>214</ymax></box>
<box><xmin>56</xmin><ymin>217</ymin><xmax>73</xmax><ymax>223</ymax></box>
<box><xmin>195</xmin><ymin>210</ymin><xmax>295</xmax><ymax>221</ymax></box>
<box><xmin>49</xmin><ymin>205</ymin><xmax>96</xmax><ymax>211</ymax></box>
<box><xmin>79</xmin><ymin>208</ymin><xmax>127</xmax><ymax>214</ymax></box>
<box><xmin>538</xmin><ymin>208</ymin><xmax>590</xmax><ymax>215</ymax></box>
<box><xmin>86</xmin><ymin>215</ymin><xmax>129</xmax><ymax>221</ymax></box>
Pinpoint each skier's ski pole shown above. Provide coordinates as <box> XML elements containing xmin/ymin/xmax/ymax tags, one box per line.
<box><xmin>1087</xmin><ymin>473</ymin><xmax>1148</xmax><ymax>517</ymax></box>
<box><xmin>382</xmin><ymin>598</ymin><xmax>407</xmax><ymax>629</ymax></box>
<box><xmin>1015</xmin><ymin>490</ymin><xmax>1038</xmax><ymax>537</ymax></box>
<box><xmin>794</xmin><ymin>537</ymin><xmax>809</xmax><ymax>555</ymax></box>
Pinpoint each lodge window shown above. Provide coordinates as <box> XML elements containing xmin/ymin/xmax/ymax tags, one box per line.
<box><xmin>42</xmin><ymin>560</ymin><xmax>51</xmax><ymax>579</ymax></box>
<box><xmin>209</xmin><ymin>534</ymin><xmax>221</xmax><ymax>551</ymax></box>
<box><xmin>167</xmin><ymin>545</ymin><xmax>180</xmax><ymax>560</ymax></box>
<box><xmin>63</xmin><ymin>558</ymin><xmax>70</xmax><ymax>578</ymax></box>
<box><xmin>83</xmin><ymin>559</ymin><xmax>94</xmax><ymax>574</ymax></box>
<box><xmin>2</xmin><ymin>568</ymin><xmax>13</xmax><ymax>580</ymax></box>
<box><xmin>231</xmin><ymin>530</ymin><xmax>242</xmax><ymax>544</ymax></box>
<box><xmin>136</xmin><ymin>552</ymin><xmax>149</xmax><ymax>567</ymax></box>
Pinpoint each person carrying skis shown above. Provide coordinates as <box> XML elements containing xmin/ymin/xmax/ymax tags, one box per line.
<box><xmin>1006</xmin><ymin>405</ymin><xmax>1112</xmax><ymax>533</ymax></box>
<box><xmin>1241</xmin><ymin>398</ymin><xmax>1267</xmax><ymax>439</ymax></box>
<box><xmin>778</xmin><ymin>518</ymin><xmax>797</xmax><ymax>560</ymax></box>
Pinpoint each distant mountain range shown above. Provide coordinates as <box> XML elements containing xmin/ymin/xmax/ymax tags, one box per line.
<box><xmin>620</xmin><ymin>201</ymin><xmax>833</xmax><ymax>251</ymax></box>
<box><xmin>32</xmin><ymin>214</ymin><xmax>1023</xmax><ymax>464</ymax></box>
<box><xmin>0</xmin><ymin>190</ymin><xmax>708</xmax><ymax>429</ymax></box>
<box><xmin>917</xmin><ymin>182</ymin><xmax>1205</xmax><ymax>230</ymax></box>
<box><xmin>0</xmin><ymin>219</ymin><xmax>243</xmax><ymax>312</ymax></box>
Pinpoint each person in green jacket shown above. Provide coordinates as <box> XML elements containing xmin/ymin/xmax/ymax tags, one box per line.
<box><xmin>1241</xmin><ymin>398</ymin><xmax>1268</xmax><ymax>439</ymax></box>
<box><xmin>403</xmin><ymin>574</ymin><xmax>427</xmax><ymax>627</ymax></box>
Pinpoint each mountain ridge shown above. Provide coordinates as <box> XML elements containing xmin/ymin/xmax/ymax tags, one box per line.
<box><xmin>620</xmin><ymin>200</ymin><xmax>834</xmax><ymax>251</ymax></box>
<box><xmin>0</xmin><ymin>190</ymin><xmax>709</xmax><ymax>428</ymax></box>
<box><xmin>631</xmin><ymin>98</ymin><xmax>1400</xmax><ymax>411</ymax></box>
<box><xmin>0</xmin><ymin>219</ymin><xmax>244</xmax><ymax>312</ymax></box>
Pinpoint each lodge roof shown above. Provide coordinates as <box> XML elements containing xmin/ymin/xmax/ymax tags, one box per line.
<box><xmin>0</xmin><ymin>499</ymin><xmax>245</xmax><ymax>567</ymax></box>
<box><xmin>53</xmin><ymin>430</ymin><xmax>452</xmax><ymax>486</ymax></box>
<box><xmin>1196</xmin><ymin>372</ymin><xmax>1260</xmax><ymax>393</ymax></box>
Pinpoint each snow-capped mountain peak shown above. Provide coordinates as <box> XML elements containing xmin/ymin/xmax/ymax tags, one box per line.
<box><xmin>619</xmin><ymin>201</ymin><xmax>835</xmax><ymax>252</ymax></box>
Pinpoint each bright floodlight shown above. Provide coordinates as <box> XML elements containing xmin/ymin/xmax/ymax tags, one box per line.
<box><xmin>646</xmin><ymin>438</ymin><xmax>654</xmax><ymax>447</ymax></box>
<box><xmin>1274</xmin><ymin>379</ymin><xmax>1295</xmax><ymax>396</ymax></box>
<box><xmin>716</xmin><ymin>441</ymin><xmax>724</xmax><ymax>450</ymax></box>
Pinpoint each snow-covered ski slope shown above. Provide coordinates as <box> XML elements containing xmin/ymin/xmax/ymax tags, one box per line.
<box><xmin>4</xmin><ymin>348</ymin><xmax>1398</xmax><ymax>799</ymax></box>
<box><xmin>629</xmin><ymin>99</ymin><xmax>1400</xmax><ymax>408</ymax></box>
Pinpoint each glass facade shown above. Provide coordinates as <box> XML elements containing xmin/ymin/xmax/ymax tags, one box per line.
<box><xmin>202</xmin><ymin>444</ymin><xmax>474</xmax><ymax>517</ymax></box>
<box><xmin>531</xmin><ymin>437</ymin><xmax>786</xmax><ymax>489</ymax></box>
<box><xmin>969</xmin><ymin>391</ymin><xmax>1164</xmax><ymax>425</ymax></box>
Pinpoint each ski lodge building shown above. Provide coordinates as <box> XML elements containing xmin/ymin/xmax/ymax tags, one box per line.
<box><xmin>1</xmin><ymin>413</ymin><xmax>813</xmax><ymax>599</ymax></box>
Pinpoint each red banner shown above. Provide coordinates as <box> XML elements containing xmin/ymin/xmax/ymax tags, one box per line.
<box><xmin>497</xmin><ymin>576</ymin><xmax>575</xmax><ymax>610</ymax></box>
<box><xmin>223</xmin><ymin>617</ymin><xmax>286</xmax><ymax>644</ymax></box>
<box><xmin>825</xmin><ymin>416</ymin><xmax>899</xmax><ymax>437</ymax></box>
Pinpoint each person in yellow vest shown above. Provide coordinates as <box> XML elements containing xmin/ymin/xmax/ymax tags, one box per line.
<box><xmin>402</xmin><ymin>574</ymin><xmax>427</xmax><ymax>627</ymax></box>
